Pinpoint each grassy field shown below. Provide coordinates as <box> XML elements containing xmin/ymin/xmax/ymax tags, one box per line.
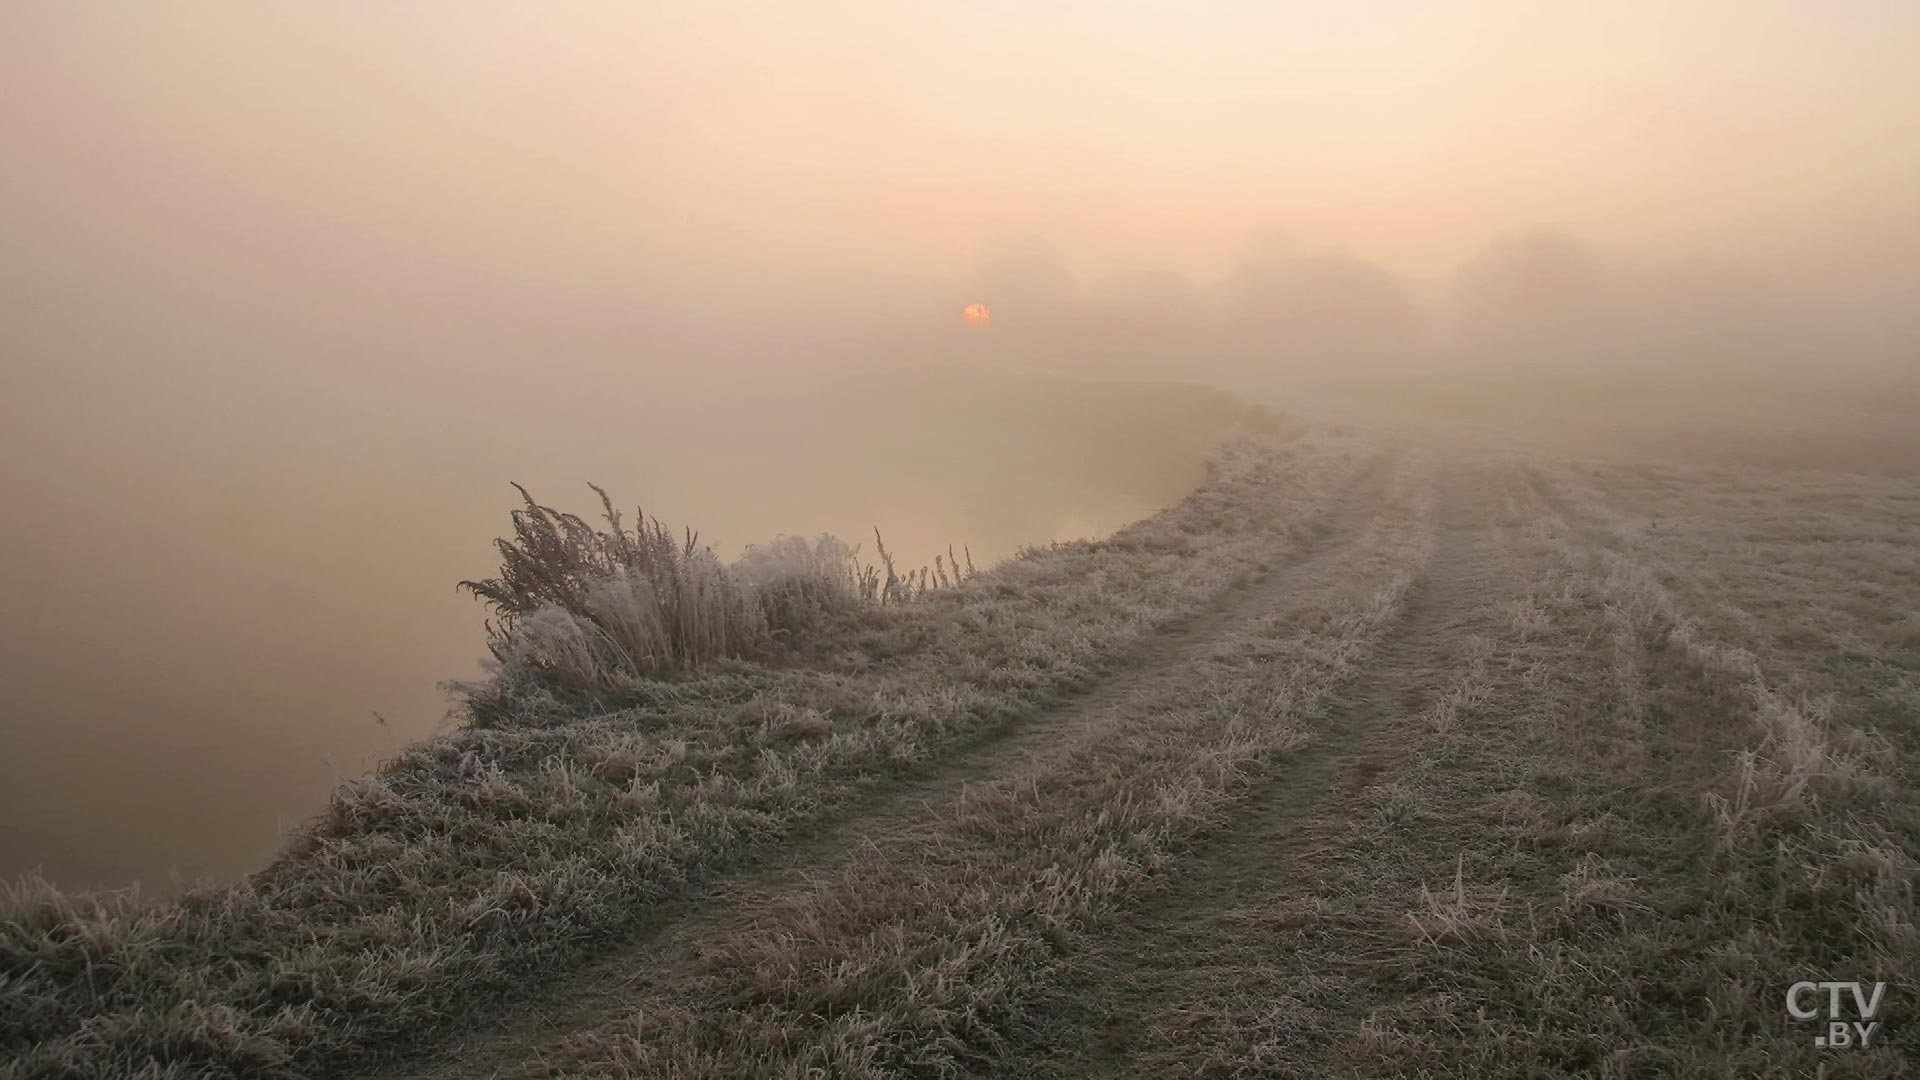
<box><xmin>4</xmin><ymin>417</ymin><xmax>1916</xmax><ymax>1078</ymax></box>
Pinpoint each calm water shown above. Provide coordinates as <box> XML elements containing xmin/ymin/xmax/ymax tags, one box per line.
<box><xmin>0</xmin><ymin>373</ymin><xmax>1226</xmax><ymax>892</ymax></box>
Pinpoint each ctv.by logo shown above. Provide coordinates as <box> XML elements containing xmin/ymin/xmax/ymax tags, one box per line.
<box><xmin>1786</xmin><ymin>981</ymin><xmax>1887</xmax><ymax>1049</ymax></box>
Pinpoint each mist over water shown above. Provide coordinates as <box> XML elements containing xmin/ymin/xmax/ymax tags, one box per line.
<box><xmin>0</xmin><ymin>372</ymin><xmax>1233</xmax><ymax>890</ymax></box>
<box><xmin>4</xmin><ymin>3</ymin><xmax>1918</xmax><ymax>890</ymax></box>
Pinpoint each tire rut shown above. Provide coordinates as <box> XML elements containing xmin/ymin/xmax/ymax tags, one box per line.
<box><xmin>379</xmin><ymin>451</ymin><xmax>1404</xmax><ymax>1080</ymax></box>
<box><xmin>1054</xmin><ymin>458</ymin><xmax>1515</xmax><ymax>1079</ymax></box>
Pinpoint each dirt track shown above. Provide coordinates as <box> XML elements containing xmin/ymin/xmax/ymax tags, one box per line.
<box><xmin>1064</xmin><ymin>460</ymin><xmax>1510</xmax><ymax>1078</ymax></box>
<box><xmin>363</xmin><ymin>446</ymin><xmax>1919</xmax><ymax>1078</ymax></box>
<box><xmin>385</xmin><ymin>456</ymin><xmax>1410</xmax><ymax>1079</ymax></box>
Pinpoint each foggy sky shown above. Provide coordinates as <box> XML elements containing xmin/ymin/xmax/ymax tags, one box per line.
<box><xmin>3</xmin><ymin>3</ymin><xmax>1918</xmax><ymax>889</ymax></box>
<box><xmin>6</xmin><ymin>4</ymin><xmax>1920</xmax><ymax>387</ymax></box>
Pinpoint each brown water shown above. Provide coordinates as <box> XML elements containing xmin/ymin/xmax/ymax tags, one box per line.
<box><xmin>0</xmin><ymin>373</ymin><xmax>1232</xmax><ymax>892</ymax></box>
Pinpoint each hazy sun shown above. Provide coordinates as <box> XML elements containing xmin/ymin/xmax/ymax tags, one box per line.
<box><xmin>961</xmin><ymin>301</ymin><xmax>991</xmax><ymax>327</ymax></box>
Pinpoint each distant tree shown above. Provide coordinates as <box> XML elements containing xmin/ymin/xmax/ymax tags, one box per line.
<box><xmin>1449</xmin><ymin>228</ymin><xmax>1614</xmax><ymax>365</ymax></box>
<box><xmin>1218</xmin><ymin>238</ymin><xmax>1421</xmax><ymax>372</ymax></box>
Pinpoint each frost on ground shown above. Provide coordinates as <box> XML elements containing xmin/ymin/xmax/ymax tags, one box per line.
<box><xmin>3</xmin><ymin>421</ymin><xmax>1917</xmax><ymax>1080</ymax></box>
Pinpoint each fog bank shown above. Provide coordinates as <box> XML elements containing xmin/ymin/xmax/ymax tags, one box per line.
<box><xmin>3</xmin><ymin>2</ymin><xmax>1918</xmax><ymax>889</ymax></box>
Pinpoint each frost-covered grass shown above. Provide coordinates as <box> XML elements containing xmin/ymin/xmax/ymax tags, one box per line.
<box><xmin>0</xmin><ymin>426</ymin><xmax>1362</xmax><ymax>1080</ymax></box>
<box><xmin>452</xmin><ymin>483</ymin><xmax>950</xmax><ymax>717</ymax></box>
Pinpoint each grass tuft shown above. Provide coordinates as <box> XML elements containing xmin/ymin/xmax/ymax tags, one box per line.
<box><xmin>454</xmin><ymin>488</ymin><xmax>970</xmax><ymax>719</ymax></box>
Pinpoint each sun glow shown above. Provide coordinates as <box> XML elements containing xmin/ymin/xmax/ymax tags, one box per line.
<box><xmin>962</xmin><ymin>302</ymin><xmax>991</xmax><ymax>327</ymax></box>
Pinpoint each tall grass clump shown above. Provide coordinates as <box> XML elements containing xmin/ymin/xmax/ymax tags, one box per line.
<box><xmin>457</xmin><ymin>484</ymin><xmax>768</xmax><ymax>692</ymax></box>
<box><xmin>454</xmin><ymin>484</ymin><xmax>964</xmax><ymax>718</ymax></box>
<box><xmin>734</xmin><ymin>533</ymin><xmax>870</xmax><ymax>632</ymax></box>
